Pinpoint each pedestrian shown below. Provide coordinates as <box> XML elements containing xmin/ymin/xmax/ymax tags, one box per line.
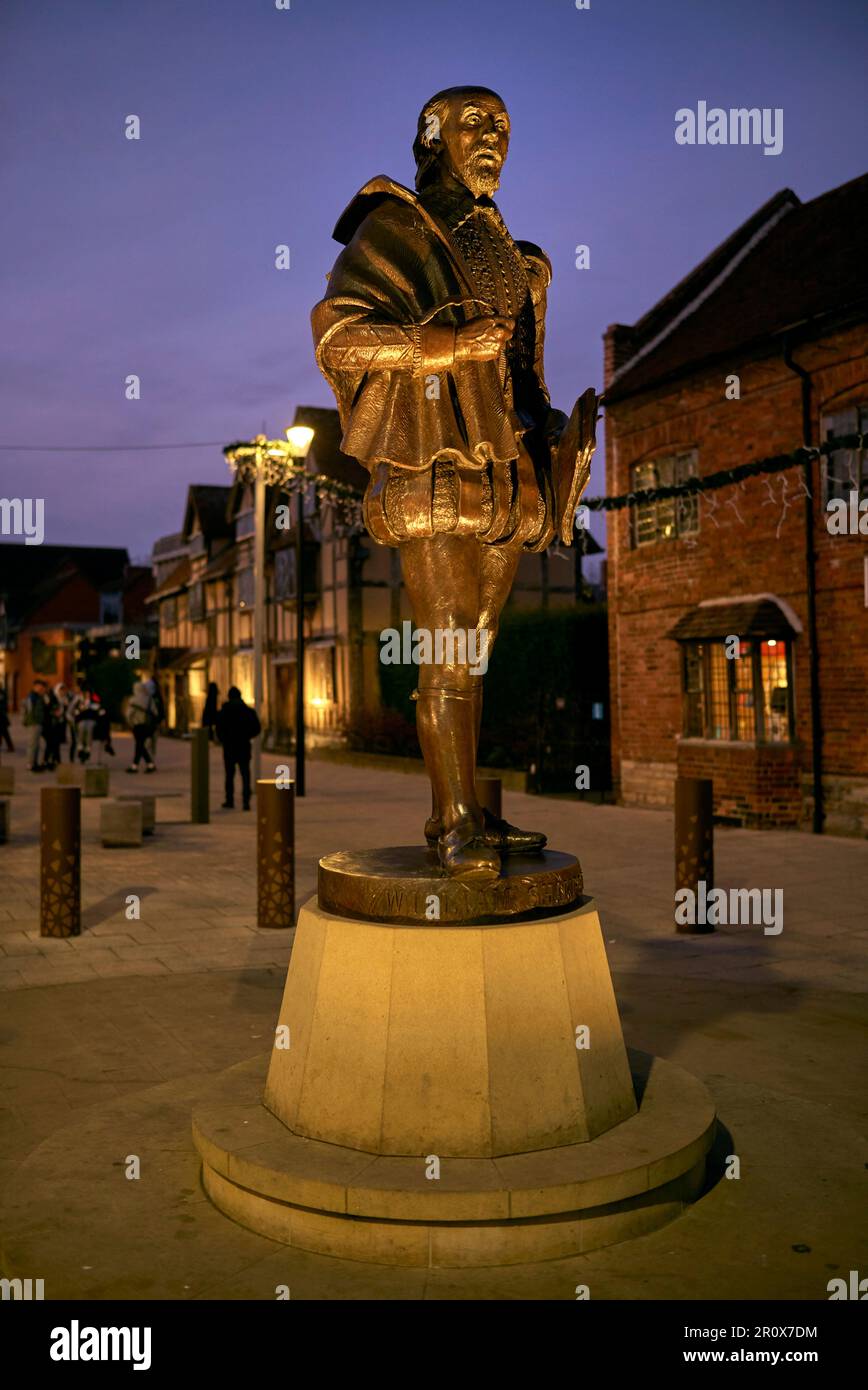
<box><xmin>43</xmin><ymin>682</ymin><xmax>68</xmax><ymax>768</ymax></box>
<box><xmin>64</xmin><ymin>685</ymin><xmax>83</xmax><ymax>762</ymax></box>
<box><xmin>126</xmin><ymin>680</ymin><xmax>158</xmax><ymax>773</ymax></box>
<box><xmin>92</xmin><ymin>696</ymin><xmax>115</xmax><ymax>763</ymax></box>
<box><xmin>202</xmin><ymin>681</ymin><xmax>219</xmax><ymax>742</ymax></box>
<box><xmin>75</xmin><ymin>687</ymin><xmax>99</xmax><ymax>763</ymax></box>
<box><xmin>0</xmin><ymin>684</ymin><xmax>13</xmax><ymax>753</ymax></box>
<box><xmin>215</xmin><ymin>686</ymin><xmax>260</xmax><ymax>810</ymax></box>
<box><xmin>144</xmin><ymin>676</ymin><xmax>164</xmax><ymax>764</ymax></box>
<box><xmin>23</xmin><ymin>679</ymin><xmax>48</xmax><ymax>771</ymax></box>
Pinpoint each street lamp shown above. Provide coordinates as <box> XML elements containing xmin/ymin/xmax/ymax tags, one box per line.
<box><xmin>223</xmin><ymin>426</ymin><xmax>314</xmax><ymax>789</ymax></box>
<box><xmin>284</xmin><ymin>425</ymin><xmax>315</xmax><ymax>797</ymax></box>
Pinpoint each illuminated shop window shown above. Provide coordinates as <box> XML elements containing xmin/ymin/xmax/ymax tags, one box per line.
<box><xmin>681</xmin><ymin>638</ymin><xmax>793</xmax><ymax>743</ymax></box>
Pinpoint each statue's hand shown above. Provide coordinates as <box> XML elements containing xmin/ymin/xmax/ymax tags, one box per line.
<box><xmin>455</xmin><ymin>316</ymin><xmax>515</xmax><ymax>363</ymax></box>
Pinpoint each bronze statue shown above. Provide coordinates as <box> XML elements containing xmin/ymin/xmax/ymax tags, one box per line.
<box><xmin>313</xmin><ymin>86</ymin><xmax>596</xmax><ymax>885</ymax></box>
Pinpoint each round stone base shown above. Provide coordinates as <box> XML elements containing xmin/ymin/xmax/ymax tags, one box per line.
<box><xmin>192</xmin><ymin>1049</ymin><xmax>715</xmax><ymax>1267</ymax></box>
<box><xmin>318</xmin><ymin>846</ymin><xmax>583</xmax><ymax>925</ymax></box>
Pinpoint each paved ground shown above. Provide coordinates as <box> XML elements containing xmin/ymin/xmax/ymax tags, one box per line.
<box><xmin>0</xmin><ymin>724</ymin><xmax>866</xmax><ymax>1298</ymax></box>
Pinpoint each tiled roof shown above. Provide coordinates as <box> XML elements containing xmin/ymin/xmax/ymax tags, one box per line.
<box><xmin>146</xmin><ymin>556</ymin><xmax>191</xmax><ymax>602</ymax></box>
<box><xmin>606</xmin><ymin>173</ymin><xmax>868</xmax><ymax>402</ymax></box>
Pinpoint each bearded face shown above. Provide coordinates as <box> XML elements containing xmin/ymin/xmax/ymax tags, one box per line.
<box><xmin>436</xmin><ymin>92</ymin><xmax>510</xmax><ymax>198</ymax></box>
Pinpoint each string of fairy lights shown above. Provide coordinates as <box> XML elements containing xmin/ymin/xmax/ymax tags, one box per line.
<box><xmin>3</xmin><ymin>432</ymin><xmax>863</xmax><ymax>542</ymax></box>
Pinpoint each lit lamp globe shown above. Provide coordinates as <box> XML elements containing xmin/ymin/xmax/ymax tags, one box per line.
<box><xmin>286</xmin><ymin>425</ymin><xmax>315</xmax><ymax>457</ymax></box>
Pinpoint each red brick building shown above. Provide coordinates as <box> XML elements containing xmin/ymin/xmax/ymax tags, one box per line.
<box><xmin>603</xmin><ymin>173</ymin><xmax>867</xmax><ymax>837</ymax></box>
<box><xmin>0</xmin><ymin>546</ymin><xmax>152</xmax><ymax>708</ymax></box>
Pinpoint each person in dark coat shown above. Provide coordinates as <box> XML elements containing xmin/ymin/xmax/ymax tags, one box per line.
<box><xmin>202</xmin><ymin>681</ymin><xmax>219</xmax><ymax>742</ymax></box>
<box><xmin>0</xmin><ymin>685</ymin><xmax>13</xmax><ymax>752</ymax></box>
<box><xmin>215</xmin><ymin>686</ymin><xmax>260</xmax><ymax>810</ymax></box>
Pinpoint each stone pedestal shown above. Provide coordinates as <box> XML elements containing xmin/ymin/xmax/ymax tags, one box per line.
<box><xmin>116</xmin><ymin>792</ymin><xmax>156</xmax><ymax>834</ymax></box>
<box><xmin>193</xmin><ymin>876</ymin><xmax>716</xmax><ymax>1266</ymax></box>
<box><xmin>0</xmin><ymin>766</ymin><xmax>15</xmax><ymax>795</ymax></box>
<box><xmin>100</xmin><ymin>800</ymin><xmax>143</xmax><ymax>848</ymax></box>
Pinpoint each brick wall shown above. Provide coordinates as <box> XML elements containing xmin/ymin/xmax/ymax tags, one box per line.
<box><xmin>605</xmin><ymin>321</ymin><xmax>868</xmax><ymax>836</ymax></box>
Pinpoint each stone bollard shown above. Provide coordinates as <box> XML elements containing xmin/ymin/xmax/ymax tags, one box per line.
<box><xmin>476</xmin><ymin>775</ymin><xmax>502</xmax><ymax>820</ymax></box>
<box><xmin>100</xmin><ymin>799</ymin><xmax>143</xmax><ymax>848</ymax></box>
<box><xmin>0</xmin><ymin>766</ymin><xmax>15</xmax><ymax>795</ymax></box>
<box><xmin>116</xmin><ymin>792</ymin><xmax>156</xmax><ymax>835</ymax></box>
<box><xmin>40</xmin><ymin>786</ymin><xmax>81</xmax><ymax>937</ymax></box>
<box><xmin>84</xmin><ymin>766</ymin><xmax>109</xmax><ymax>798</ymax></box>
<box><xmin>0</xmin><ymin>798</ymin><xmax>9</xmax><ymax>843</ymax></box>
<box><xmin>675</xmin><ymin>776</ymin><xmax>714</xmax><ymax>935</ymax></box>
<box><xmin>191</xmin><ymin>726</ymin><xmax>209</xmax><ymax>824</ymax></box>
<box><xmin>257</xmin><ymin>778</ymin><xmax>295</xmax><ymax>929</ymax></box>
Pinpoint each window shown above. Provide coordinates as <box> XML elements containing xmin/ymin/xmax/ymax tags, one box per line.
<box><xmin>274</xmin><ymin>549</ymin><xmax>295</xmax><ymax>600</ymax></box>
<box><xmin>823</xmin><ymin>406</ymin><xmax>868</xmax><ymax>504</ymax></box>
<box><xmin>680</xmin><ymin>638</ymin><xmax>793</xmax><ymax>743</ymax></box>
<box><xmin>99</xmin><ymin>591</ymin><xmax>121</xmax><ymax>624</ymax></box>
<box><xmin>189</xmin><ymin>582</ymin><xmax>205</xmax><ymax>623</ymax></box>
<box><xmin>631</xmin><ymin>451</ymin><xmax>698</xmax><ymax>546</ymax></box>
<box><xmin>31</xmin><ymin>636</ymin><xmax>57</xmax><ymax>675</ymax></box>
<box><xmin>308</xmin><ymin>645</ymin><xmax>336</xmax><ymax>706</ymax></box>
<box><xmin>237</xmin><ymin>569</ymin><xmax>254</xmax><ymax>609</ymax></box>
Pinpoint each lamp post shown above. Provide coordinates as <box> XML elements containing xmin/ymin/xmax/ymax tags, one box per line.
<box><xmin>285</xmin><ymin>425</ymin><xmax>315</xmax><ymax>796</ymax></box>
<box><xmin>224</xmin><ymin>426</ymin><xmax>315</xmax><ymax>790</ymax></box>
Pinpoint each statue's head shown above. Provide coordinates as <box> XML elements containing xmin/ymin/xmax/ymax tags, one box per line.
<box><xmin>413</xmin><ymin>86</ymin><xmax>510</xmax><ymax>198</ymax></box>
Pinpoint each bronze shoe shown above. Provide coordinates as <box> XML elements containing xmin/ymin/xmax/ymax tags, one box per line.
<box><xmin>437</xmin><ymin>817</ymin><xmax>501</xmax><ymax>884</ymax></box>
<box><xmin>426</xmin><ymin>806</ymin><xmax>546</xmax><ymax>855</ymax></box>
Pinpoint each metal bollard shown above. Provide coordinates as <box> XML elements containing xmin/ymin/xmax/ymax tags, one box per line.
<box><xmin>257</xmin><ymin>778</ymin><xmax>295</xmax><ymax>929</ymax></box>
<box><xmin>40</xmin><ymin>786</ymin><xmax>81</xmax><ymax>937</ymax></box>
<box><xmin>476</xmin><ymin>775</ymin><xmax>503</xmax><ymax>820</ymax></box>
<box><xmin>191</xmin><ymin>726</ymin><xmax>210</xmax><ymax>824</ymax></box>
<box><xmin>675</xmin><ymin>776</ymin><xmax>714</xmax><ymax>935</ymax></box>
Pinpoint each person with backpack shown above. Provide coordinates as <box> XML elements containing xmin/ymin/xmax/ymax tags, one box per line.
<box><xmin>126</xmin><ymin>680</ymin><xmax>158</xmax><ymax>773</ymax></box>
<box><xmin>215</xmin><ymin>686</ymin><xmax>260</xmax><ymax>810</ymax></box>
<box><xmin>23</xmin><ymin>679</ymin><xmax>48</xmax><ymax>771</ymax></box>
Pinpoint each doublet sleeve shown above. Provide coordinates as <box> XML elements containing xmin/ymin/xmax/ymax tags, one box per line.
<box><xmin>317</xmin><ymin>320</ymin><xmax>455</xmax><ymax>376</ymax></box>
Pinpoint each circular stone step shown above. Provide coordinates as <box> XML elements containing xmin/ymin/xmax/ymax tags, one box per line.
<box><xmin>192</xmin><ymin>1049</ymin><xmax>716</xmax><ymax>1267</ymax></box>
<box><xmin>318</xmin><ymin>846</ymin><xmax>583</xmax><ymax>925</ymax></box>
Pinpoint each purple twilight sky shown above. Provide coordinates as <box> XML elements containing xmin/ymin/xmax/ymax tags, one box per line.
<box><xmin>1</xmin><ymin>0</ymin><xmax>865</xmax><ymax>559</ymax></box>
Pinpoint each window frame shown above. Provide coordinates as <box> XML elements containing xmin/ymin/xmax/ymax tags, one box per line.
<box><xmin>630</xmin><ymin>449</ymin><xmax>699</xmax><ymax>548</ymax></box>
<box><xmin>680</xmin><ymin>637</ymin><xmax>795</xmax><ymax>745</ymax></box>
<box><xmin>822</xmin><ymin>405</ymin><xmax>868</xmax><ymax>505</ymax></box>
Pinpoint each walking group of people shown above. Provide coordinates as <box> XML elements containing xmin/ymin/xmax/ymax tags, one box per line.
<box><xmin>3</xmin><ymin>674</ymin><xmax>258</xmax><ymax>803</ymax></box>
<box><xmin>20</xmin><ymin>680</ymin><xmax>115</xmax><ymax>772</ymax></box>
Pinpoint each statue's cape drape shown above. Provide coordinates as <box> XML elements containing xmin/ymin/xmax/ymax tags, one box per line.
<box><xmin>311</xmin><ymin>176</ymin><xmax>526</xmax><ymax>472</ymax></box>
